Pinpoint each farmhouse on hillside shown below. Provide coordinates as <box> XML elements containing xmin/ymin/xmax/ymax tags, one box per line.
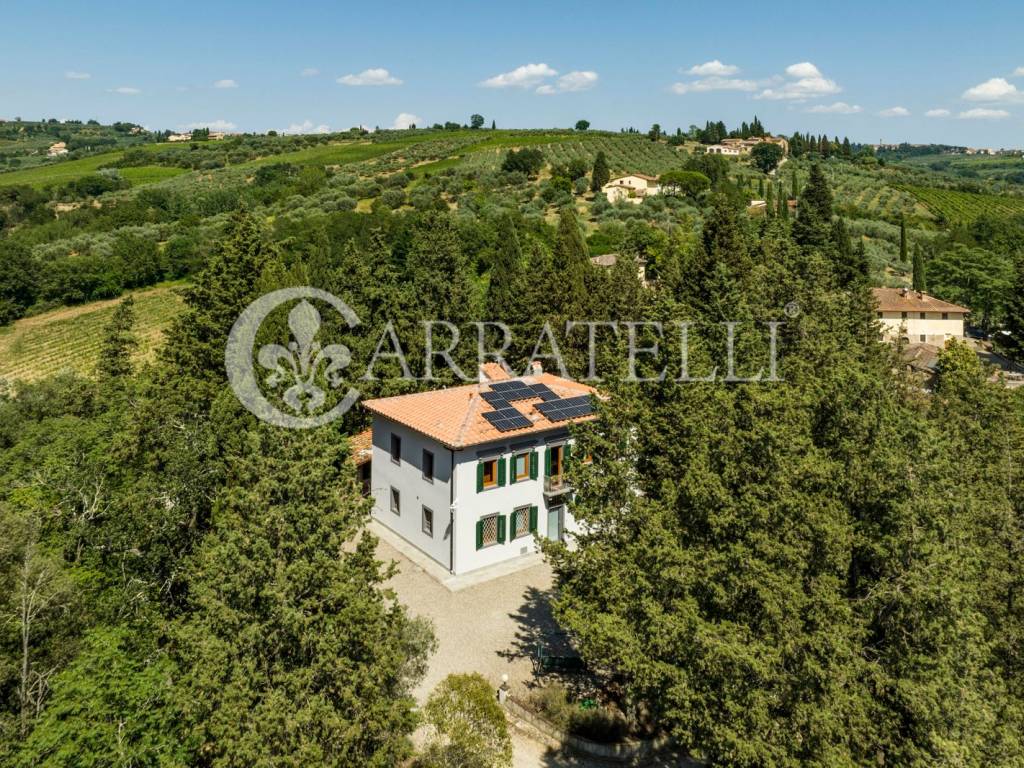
<box><xmin>705</xmin><ymin>144</ymin><xmax>742</xmax><ymax>157</ymax></box>
<box><xmin>360</xmin><ymin>363</ymin><xmax>596</xmax><ymax>579</ymax></box>
<box><xmin>719</xmin><ymin>135</ymin><xmax>790</xmax><ymax>155</ymax></box>
<box><xmin>601</xmin><ymin>173</ymin><xmax>661</xmax><ymax>204</ymax></box>
<box><xmin>47</xmin><ymin>142</ymin><xmax>68</xmax><ymax>157</ymax></box>
<box><xmin>872</xmin><ymin>287</ymin><xmax>969</xmax><ymax>344</ymax></box>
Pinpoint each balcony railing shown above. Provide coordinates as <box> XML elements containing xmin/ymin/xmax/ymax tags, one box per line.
<box><xmin>544</xmin><ymin>474</ymin><xmax>571</xmax><ymax>495</ymax></box>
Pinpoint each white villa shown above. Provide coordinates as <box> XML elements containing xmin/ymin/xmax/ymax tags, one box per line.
<box><xmin>47</xmin><ymin>142</ymin><xmax>69</xmax><ymax>157</ymax></box>
<box><xmin>873</xmin><ymin>287</ymin><xmax>970</xmax><ymax>344</ymax></box>
<box><xmin>705</xmin><ymin>144</ymin><xmax>742</xmax><ymax>156</ymax></box>
<box><xmin>601</xmin><ymin>173</ymin><xmax>660</xmax><ymax>204</ymax></box>
<box><xmin>360</xmin><ymin>363</ymin><xmax>595</xmax><ymax>577</ymax></box>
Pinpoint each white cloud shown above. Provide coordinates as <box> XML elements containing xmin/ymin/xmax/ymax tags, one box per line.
<box><xmin>686</xmin><ymin>60</ymin><xmax>739</xmax><ymax>77</ymax></box>
<box><xmin>480</xmin><ymin>63</ymin><xmax>557</xmax><ymax>89</ymax></box>
<box><xmin>1015</xmin><ymin>66</ymin><xmax>1024</xmax><ymax>77</ymax></box>
<box><xmin>536</xmin><ymin>70</ymin><xmax>598</xmax><ymax>94</ymax></box>
<box><xmin>878</xmin><ymin>106</ymin><xmax>910</xmax><ymax>117</ymax></box>
<box><xmin>671</xmin><ymin>76</ymin><xmax>757</xmax><ymax>94</ymax></box>
<box><xmin>281</xmin><ymin>119</ymin><xmax>329</xmax><ymax>134</ymax></box>
<box><xmin>962</xmin><ymin>77</ymin><xmax>1022</xmax><ymax>102</ymax></box>
<box><xmin>338</xmin><ymin>68</ymin><xmax>402</xmax><ymax>86</ymax></box>
<box><xmin>109</xmin><ymin>86</ymin><xmax>140</xmax><ymax>95</ymax></box>
<box><xmin>786</xmin><ymin>62</ymin><xmax>823</xmax><ymax>79</ymax></box>
<box><xmin>807</xmin><ymin>101</ymin><xmax>862</xmax><ymax>114</ymax></box>
<box><xmin>300</xmin><ymin>68</ymin><xmax>319</xmax><ymax>77</ymax></box>
<box><xmin>925</xmin><ymin>108</ymin><xmax>951</xmax><ymax>118</ymax></box>
<box><xmin>213</xmin><ymin>79</ymin><xmax>238</xmax><ymax>89</ymax></box>
<box><xmin>391</xmin><ymin>112</ymin><xmax>422</xmax><ymax>129</ymax></box>
<box><xmin>959</xmin><ymin>108</ymin><xmax>1010</xmax><ymax>120</ymax></box>
<box><xmin>65</xmin><ymin>71</ymin><xmax>91</xmax><ymax>80</ymax></box>
<box><xmin>756</xmin><ymin>62</ymin><xmax>840</xmax><ymax>100</ymax></box>
<box><xmin>183</xmin><ymin>119</ymin><xmax>237</xmax><ymax>131</ymax></box>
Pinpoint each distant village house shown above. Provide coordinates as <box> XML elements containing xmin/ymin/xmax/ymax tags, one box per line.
<box><xmin>47</xmin><ymin>142</ymin><xmax>68</xmax><ymax>157</ymax></box>
<box><xmin>601</xmin><ymin>173</ymin><xmax>661</xmax><ymax>204</ymax></box>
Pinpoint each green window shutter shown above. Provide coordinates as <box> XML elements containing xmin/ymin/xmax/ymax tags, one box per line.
<box><xmin>476</xmin><ymin>462</ymin><xmax>484</xmax><ymax>493</ymax></box>
<box><xmin>529</xmin><ymin>505</ymin><xmax>538</xmax><ymax>533</ymax></box>
<box><xmin>497</xmin><ymin>457</ymin><xmax>507</xmax><ymax>487</ymax></box>
<box><xmin>544</xmin><ymin>447</ymin><xmax>552</xmax><ymax>477</ymax></box>
<box><xmin>475</xmin><ymin>520</ymin><xmax>484</xmax><ymax>550</ymax></box>
<box><xmin>564</xmin><ymin>442</ymin><xmax>572</xmax><ymax>464</ymax></box>
<box><xmin>530</xmin><ymin>451</ymin><xmax>538</xmax><ymax>480</ymax></box>
<box><xmin>497</xmin><ymin>515</ymin><xmax>507</xmax><ymax>543</ymax></box>
<box><xmin>509</xmin><ymin>456</ymin><xmax>517</xmax><ymax>485</ymax></box>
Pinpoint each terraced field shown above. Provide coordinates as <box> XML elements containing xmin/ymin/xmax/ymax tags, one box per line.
<box><xmin>905</xmin><ymin>185</ymin><xmax>1024</xmax><ymax>223</ymax></box>
<box><xmin>0</xmin><ymin>283</ymin><xmax>186</xmax><ymax>383</ymax></box>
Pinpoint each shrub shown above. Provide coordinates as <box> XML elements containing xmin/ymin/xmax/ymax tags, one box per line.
<box><xmin>416</xmin><ymin>673</ymin><xmax>512</xmax><ymax>768</ymax></box>
<box><xmin>527</xmin><ymin>683</ymin><xmax>630</xmax><ymax>744</ymax></box>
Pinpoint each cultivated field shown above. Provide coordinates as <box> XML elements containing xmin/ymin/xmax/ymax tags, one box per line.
<box><xmin>905</xmin><ymin>185</ymin><xmax>1024</xmax><ymax>223</ymax></box>
<box><xmin>0</xmin><ymin>283</ymin><xmax>186</xmax><ymax>384</ymax></box>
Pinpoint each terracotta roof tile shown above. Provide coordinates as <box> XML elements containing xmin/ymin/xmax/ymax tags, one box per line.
<box><xmin>872</xmin><ymin>287</ymin><xmax>970</xmax><ymax>314</ymax></box>
<box><xmin>478</xmin><ymin>362</ymin><xmax>511</xmax><ymax>382</ymax></box>
<box><xmin>350</xmin><ymin>428</ymin><xmax>373</xmax><ymax>465</ymax></box>
<box><xmin>362</xmin><ymin>373</ymin><xmax>598</xmax><ymax>449</ymax></box>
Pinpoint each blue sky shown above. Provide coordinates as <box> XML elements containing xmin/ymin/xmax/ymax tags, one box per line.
<box><xmin>2</xmin><ymin>0</ymin><xmax>1023</xmax><ymax>147</ymax></box>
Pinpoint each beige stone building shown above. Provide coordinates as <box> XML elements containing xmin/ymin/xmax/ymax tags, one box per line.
<box><xmin>873</xmin><ymin>287</ymin><xmax>969</xmax><ymax>344</ymax></box>
<box><xmin>601</xmin><ymin>173</ymin><xmax>661</xmax><ymax>204</ymax></box>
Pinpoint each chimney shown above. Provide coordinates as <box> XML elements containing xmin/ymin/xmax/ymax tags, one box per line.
<box><xmin>529</xmin><ymin>360</ymin><xmax>543</xmax><ymax>376</ymax></box>
<box><xmin>899</xmin><ymin>287</ymin><xmax>908</xmax><ymax>297</ymax></box>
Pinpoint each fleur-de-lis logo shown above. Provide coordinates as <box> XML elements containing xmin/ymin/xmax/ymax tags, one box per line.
<box><xmin>226</xmin><ymin>287</ymin><xmax>361</xmax><ymax>429</ymax></box>
<box><xmin>257</xmin><ymin>300</ymin><xmax>351</xmax><ymax>415</ymax></box>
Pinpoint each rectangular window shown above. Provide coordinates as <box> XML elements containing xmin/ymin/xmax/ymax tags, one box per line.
<box><xmin>919</xmin><ymin>334</ymin><xmax>926</xmax><ymax>342</ymax></box>
<box><xmin>390</xmin><ymin>487</ymin><xmax>400</xmax><ymax>516</ymax></box>
<box><xmin>422</xmin><ymin>449</ymin><xmax>434</xmax><ymax>482</ymax></box>
<box><xmin>480</xmin><ymin>514</ymin><xmax>499</xmax><ymax>547</ymax></box>
<box><xmin>422</xmin><ymin>506</ymin><xmax>433</xmax><ymax>537</ymax></box>
<box><xmin>919</xmin><ymin>312</ymin><xmax>926</xmax><ymax>319</ymax></box>
<box><xmin>482</xmin><ymin>459</ymin><xmax>497</xmax><ymax>488</ymax></box>
<box><xmin>942</xmin><ymin>312</ymin><xmax>949</xmax><ymax>320</ymax></box>
<box><xmin>901</xmin><ymin>311</ymin><xmax>908</xmax><ymax>319</ymax></box>
<box><xmin>550</xmin><ymin>445</ymin><xmax>564</xmax><ymax>477</ymax></box>
<box><xmin>513</xmin><ymin>452</ymin><xmax>530</xmax><ymax>482</ymax></box>
<box><xmin>512</xmin><ymin>506</ymin><xmax>531</xmax><ymax>539</ymax></box>
<box><xmin>390</xmin><ymin>434</ymin><xmax>401</xmax><ymax>464</ymax></box>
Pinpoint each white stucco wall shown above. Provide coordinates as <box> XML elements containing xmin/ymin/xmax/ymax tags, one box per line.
<box><xmin>370</xmin><ymin>416</ymin><xmax>455</xmax><ymax>569</ymax></box>
<box><xmin>370</xmin><ymin>416</ymin><xmax>581</xmax><ymax>576</ymax></box>
<box><xmin>878</xmin><ymin>312</ymin><xmax>965</xmax><ymax>344</ymax></box>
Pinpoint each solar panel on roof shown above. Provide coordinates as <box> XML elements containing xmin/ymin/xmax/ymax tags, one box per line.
<box><xmin>528</xmin><ymin>383</ymin><xmax>559</xmax><ymax>401</ymax></box>
<box><xmin>482</xmin><ymin>391</ymin><xmax>510</xmax><ymax>408</ymax></box>
<box><xmin>536</xmin><ymin>395</ymin><xmax>594</xmax><ymax>422</ymax></box>
<box><xmin>489</xmin><ymin>381</ymin><xmax>524</xmax><ymax>393</ymax></box>
<box><xmin>482</xmin><ymin>410</ymin><xmax>533</xmax><ymax>432</ymax></box>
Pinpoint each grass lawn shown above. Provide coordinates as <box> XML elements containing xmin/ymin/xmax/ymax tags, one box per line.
<box><xmin>0</xmin><ymin>282</ymin><xmax>186</xmax><ymax>384</ymax></box>
<box><xmin>119</xmin><ymin>165</ymin><xmax>189</xmax><ymax>185</ymax></box>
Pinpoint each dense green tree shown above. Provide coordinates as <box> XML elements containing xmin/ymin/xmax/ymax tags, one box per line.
<box><xmin>590</xmin><ymin>151</ymin><xmax>610</xmax><ymax>193</ymax></box>
<box><xmin>470</xmin><ymin>114</ymin><xmax>484</xmax><ymax>130</ymax></box>
<box><xmin>899</xmin><ymin>217</ymin><xmax>908</xmax><ymax>264</ymax></box>
<box><xmin>574</xmin><ymin>120</ymin><xmax>590</xmax><ymax>131</ymax></box>
<box><xmin>792</xmin><ymin>163</ymin><xmax>833</xmax><ymax>248</ymax></box>
<box><xmin>996</xmin><ymin>255</ymin><xmax>1024</xmax><ymax>361</ymax></box>
<box><xmin>96</xmin><ymin>296</ymin><xmax>137</xmax><ymax>381</ymax></box>
<box><xmin>912</xmin><ymin>245</ymin><xmax>927</xmax><ymax>291</ymax></box>
<box><xmin>0</xmin><ymin>242</ymin><xmax>38</xmax><ymax>324</ymax></box>
<box><xmin>927</xmin><ymin>243</ymin><xmax>1013</xmax><ymax>329</ymax></box>
<box><xmin>750</xmin><ymin>142</ymin><xmax>783</xmax><ymax>173</ymax></box>
<box><xmin>174</xmin><ymin>424</ymin><xmax>435</xmax><ymax>767</ymax></box>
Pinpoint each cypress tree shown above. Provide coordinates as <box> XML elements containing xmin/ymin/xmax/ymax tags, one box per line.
<box><xmin>899</xmin><ymin>217</ymin><xmax>908</xmax><ymax>265</ymax></box>
<box><xmin>765</xmin><ymin>180</ymin><xmax>775</xmax><ymax>217</ymax></box>
<box><xmin>591</xmin><ymin>151</ymin><xmax>610</xmax><ymax>193</ymax></box>
<box><xmin>792</xmin><ymin>163</ymin><xmax>833</xmax><ymax>248</ymax></box>
<box><xmin>174</xmin><ymin>424</ymin><xmax>435</xmax><ymax>765</ymax></box>
<box><xmin>912</xmin><ymin>245</ymin><xmax>927</xmax><ymax>292</ymax></box>
<box><xmin>778</xmin><ymin>183</ymin><xmax>789</xmax><ymax>219</ymax></box>
<box><xmin>96</xmin><ymin>295</ymin><xmax>137</xmax><ymax>380</ymax></box>
<box><xmin>996</xmin><ymin>255</ymin><xmax>1024</xmax><ymax>361</ymax></box>
<box><xmin>485</xmin><ymin>214</ymin><xmax>526</xmax><ymax>323</ymax></box>
<box><xmin>551</xmin><ymin>206</ymin><xmax>591</xmax><ymax>318</ymax></box>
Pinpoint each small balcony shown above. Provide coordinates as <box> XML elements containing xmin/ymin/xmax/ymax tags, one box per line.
<box><xmin>544</xmin><ymin>474</ymin><xmax>572</xmax><ymax>497</ymax></box>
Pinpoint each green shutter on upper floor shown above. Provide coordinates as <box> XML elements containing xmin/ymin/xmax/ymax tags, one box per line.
<box><xmin>497</xmin><ymin>457</ymin><xmax>507</xmax><ymax>486</ymax></box>
<box><xmin>544</xmin><ymin>447</ymin><xmax>552</xmax><ymax>477</ymax></box>
<box><xmin>530</xmin><ymin>451</ymin><xmax>538</xmax><ymax>480</ymax></box>
<box><xmin>476</xmin><ymin>461</ymin><xmax>484</xmax><ymax>493</ymax></box>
